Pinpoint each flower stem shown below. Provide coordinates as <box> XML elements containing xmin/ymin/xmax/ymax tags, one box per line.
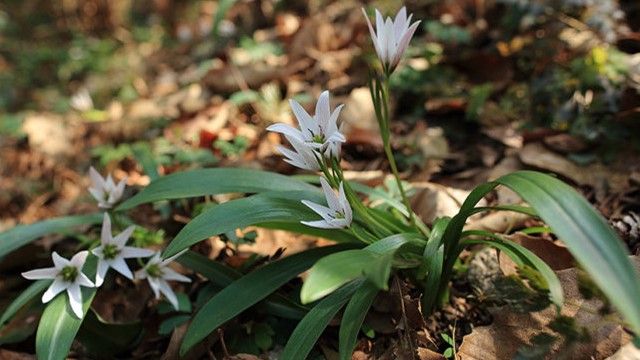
<box><xmin>380</xmin><ymin>78</ymin><xmax>416</xmax><ymax>227</ymax></box>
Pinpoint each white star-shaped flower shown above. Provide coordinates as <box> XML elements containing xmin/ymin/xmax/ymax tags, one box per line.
<box><xmin>362</xmin><ymin>7</ymin><xmax>421</xmax><ymax>74</ymax></box>
<box><xmin>301</xmin><ymin>178</ymin><xmax>353</xmax><ymax>229</ymax></box>
<box><xmin>22</xmin><ymin>251</ymin><xmax>94</xmax><ymax>318</ymax></box>
<box><xmin>135</xmin><ymin>250</ymin><xmax>191</xmax><ymax>310</ymax></box>
<box><xmin>267</xmin><ymin>91</ymin><xmax>346</xmax><ymax>167</ymax></box>
<box><xmin>92</xmin><ymin>213</ymin><xmax>155</xmax><ymax>287</ymax></box>
<box><xmin>88</xmin><ymin>166</ymin><xmax>127</xmax><ymax>209</ymax></box>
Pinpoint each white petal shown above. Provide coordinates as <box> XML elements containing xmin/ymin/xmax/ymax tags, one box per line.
<box><xmin>315</xmin><ymin>91</ymin><xmax>331</xmax><ymax>131</ymax></box>
<box><xmin>89</xmin><ymin>167</ymin><xmax>106</xmax><ymax>189</ymax></box>
<box><xmin>105</xmin><ymin>174</ymin><xmax>116</xmax><ymax>191</ymax></box>
<box><xmin>111</xmin><ymin>177</ymin><xmax>127</xmax><ymax>203</ymax></box>
<box><xmin>120</xmin><ymin>246</ymin><xmax>155</xmax><ymax>258</ymax></box>
<box><xmin>112</xmin><ymin>225</ymin><xmax>136</xmax><ymax>247</ymax></box>
<box><xmin>147</xmin><ymin>277</ymin><xmax>161</xmax><ymax>298</ymax></box>
<box><xmin>301</xmin><ymin>200</ymin><xmax>334</xmax><ymax>222</ymax></box>
<box><xmin>338</xmin><ymin>182</ymin><xmax>353</xmax><ymax>224</ymax></box>
<box><xmin>319</xmin><ymin>178</ymin><xmax>341</xmax><ymax>212</ymax></box>
<box><xmin>70</xmin><ymin>251</ymin><xmax>89</xmax><ymax>269</ymax></box>
<box><xmin>88</xmin><ymin>187</ymin><xmax>106</xmax><ymax>203</ymax></box>
<box><xmin>42</xmin><ymin>279</ymin><xmax>68</xmax><ymax>303</ymax></box>
<box><xmin>161</xmin><ymin>249</ymin><xmax>189</xmax><ymax>266</ymax></box>
<box><xmin>289</xmin><ymin>99</ymin><xmax>316</xmax><ymax>138</ymax></box>
<box><xmin>95</xmin><ymin>259</ymin><xmax>110</xmax><ymax>287</ymax></box>
<box><xmin>326</xmin><ymin>104</ymin><xmax>345</xmax><ymax>134</ymax></box>
<box><xmin>383</xmin><ymin>18</ymin><xmax>395</xmax><ymax>65</ymax></box>
<box><xmin>67</xmin><ymin>284</ymin><xmax>84</xmax><ymax>318</ymax></box>
<box><xmin>266</xmin><ymin>123</ymin><xmax>305</xmax><ymax>143</ymax></box>
<box><xmin>77</xmin><ymin>273</ymin><xmax>94</xmax><ymax>288</ymax></box>
<box><xmin>22</xmin><ymin>267</ymin><xmax>57</xmax><ymax>280</ymax></box>
<box><xmin>158</xmin><ymin>279</ymin><xmax>179</xmax><ymax>310</ymax></box>
<box><xmin>51</xmin><ymin>251</ymin><xmax>70</xmax><ymax>270</ymax></box>
<box><xmin>110</xmin><ymin>257</ymin><xmax>133</xmax><ymax>280</ymax></box>
<box><xmin>162</xmin><ymin>268</ymin><xmax>191</xmax><ymax>283</ymax></box>
<box><xmin>301</xmin><ymin>220</ymin><xmax>338</xmax><ymax>229</ymax></box>
<box><xmin>391</xmin><ymin>20</ymin><xmax>420</xmax><ymax>70</ymax></box>
<box><xmin>101</xmin><ymin>213</ymin><xmax>112</xmax><ymax>244</ymax></box>
<box><xmin>393</xmin><ymin>7</ymin><xmax>408</xmax><ymax>42</ymax></box>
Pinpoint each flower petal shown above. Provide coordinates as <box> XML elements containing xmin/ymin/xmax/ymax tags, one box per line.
<box><xmin>266</xmin><ymin>123</ymin><xmax>305</xmax><ymax>143</ymax></box>
<box><xmin>22</xmin><ymin>267</ymin><xmax>57</xmax><ymax>280</ymax></box>
<box><xmin>110</xmin><ymin>257</ymin><xmax>134</xmax><ymax>280</ymax></box>
<box><xmin>51</xmin><ymin>251</ymin><xmax>70</xmax><ymax>270</ymax></box>
<box><xmin>319</xmin><ymin>178</ymin><xmax>341</xmax><ymax>213</ymax></box>
<box><xmin>120</xmin><ymin>246</ymin><xmax>155</xmax><ymax>258</ymax></box>
<box><xmin>289</xmin><ymin>99</ymin><xmax>316</xmax><ymax>139</ymax></box>
<box><xmin>42</xmin><ymin>279</ymin><xmax>68</xmax><ymax>303</ymax></box>
<box><xmin>89</xmin><ymin>167</ymin><xmax>106</xmax><ymax>189</ymax></box>
<box><xmin>70</xmin><ymin>251</ymin><xmax>89</xmax><ymax>269</ymax></box>
<box><xmin>301</xmin><ymin>200</ymin><xmax>334</xmax><ymax>221</ymax></box>
<box><xmin>315</xmin><ymin>91</ymin><xmax>331</xmax><ymax>131</ymax></box>
<box><xmin>162</xmin><ymin>267</ymin><xmax>191</xmax><ymax>283</ymax></box>
<box><xmin>112</xmin><ymin>225</ymin><xmax>136</xmax><ymax>247</ymax></box>
<box><xmin>67</xmin><ymin>284</ymin><xmax>84</xmax><ymax>318</ymax></box>
<box><xmin>95</xmin><ymin>259</ymin><xmax>110</xmax><ymax>287</ymax></box>
<box><xmin>300</xmin><ymin>220</ymin><xmax>338</xmax><ymax>229</ymax></box>
<box><xmin>101</xmin><ymin>213</ymin><xmax>112</xmax><ymax>245</ymax></box>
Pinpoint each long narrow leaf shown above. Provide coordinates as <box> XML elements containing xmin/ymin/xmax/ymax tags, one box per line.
<box><xmin>496</xmin><ymin>171</ymin><xmax>640</xmax><ymax>334</ymax></box>
<box><xmin>179</xmin><ymin>244</ymin><xmax>358</xmax><ymax>355</ymax></box>
<box><xmin>164</xmin><ymin>191</ymin><xmax>344</xmax><ymax>258</ymax></box>
<box><xmin>339</xmin><ymin>281</ymin><xmax>379</xmax><ymax>360</ymax></box>
<box><xmin>117</xmin><ymin>168</ymin><xmax>317</xmax><ymax>210</ymax></box>
<box><xmin>35</xmin><ymin>256</ymin><xmax>98</xmax><ymax>360</ymax></box>
<box><xmin>0</xmin><ymin>214</ymin><xmax>102</xmax><ymax>258</ymax></box>
<box><xmin>177</xmin><ymin>251</ymin><xmax>308</xmax><ymax>319</ymax></box>
<box><xmin>280</xmin><ymin>279</ymin><xmax>364</xmax><ymax>360</ymax></box>
<box><xmin>0</xmin><ymin>280</ymin><xmax>50</xmax><ymax>325</ymax></box>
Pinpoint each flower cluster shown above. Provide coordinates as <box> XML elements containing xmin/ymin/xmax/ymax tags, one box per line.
<box><xmin>22</xmin><ymin>169</ymin><xmax>191</xmax><ymax>318</ymax></box>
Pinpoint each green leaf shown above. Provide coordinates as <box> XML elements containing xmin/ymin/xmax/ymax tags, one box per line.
<box><xmin>496</xmin><ymin>171</ymin><xmax>640</xmax><ymax>334</ymax></box>
<box><xmin>180</xmin><ymin>244</ymin><xmax>358</xmax><ymax>355</ymax></box>
<box><xmin>460</xmin><ymin>230</ymin><xmax>563</xmax><ymax>309</ymax></box>
<box><xmin>0</xmin><ymin>214</ymin><xmax>102</xmax><ymax>258</ymax></box>
<box><xmin>301</xmin><ymin>234</ymin><xmax>424</xmax><ymax>304</ymax></box>
<box><xmin>339</xmin><ymin>281</ymin><xmax>379</xmax><ymax>360</ymax></box>
<box><xmin>76</xmin><ymin>309</ymin><xmax>144</xmax><ymax>356</ymax></box>
<box><xmin>35</xmin><ymin>256</ymin><xmax>98</xmax><ymax>360</ymax></box>
<box><xmin>0</xmin><ymin>280</ymin><xmax>50</xmax><ymax>325</ymax></box>
<box><xmin>164</xmin><ymin>191</ymin><xmax>342</xmax><ymax>258</ymax></box>
<box><xmin>280</xmin><ymin>279</ymin><xmax>364</xmax><ymax>360</ymax></box>
<box><xmin>117</xmin><ymin>168</ymin><xmax>317</xmax><ymax>211</ymax></box>
<box><xmin>177</xmin><ymin>251</ymin><xmax>309</xmax><ymax>319</ymax></box>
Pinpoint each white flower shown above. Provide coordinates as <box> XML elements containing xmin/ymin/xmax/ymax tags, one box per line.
<box><xmin>70</xmin><ymin>87</ymin><xmax>94</xmax><ymax>112</ymax></box>
<box><xmin>22</xmin><ymin>251</ymin><xmax>94</xmax><ymax>318</ymax></box>
<box><xmin>267</xmin><ymin>91</ymin><xmax>346</xmax><ymax>165</ymax></box>
<box><xmin>89</xmin><ymin>166</ymin><xmax>127</xmax><ymax>209</ymax></box>
<box><xmin>135</xmin><ymin>250</ymin><xmax>191</xmax><ymax>310</ymax></box>
<box><xmin>301</xmin><ymin>178</ymin><xmax>353</xmax><ymax>229</ymax></box>
<box><xmin>275</xmin><ymin>135</ymin><xmax>322</xmax><ymax>171</ymax></box>
<box><xmin>92</xmin><ymin>213</ymin><xmax>155</xmax><ymax>287</ymax></box>
<box><xmin>362</xmin><ymin>7</ymin><xmax>421</xmax><ymax>74</ymax></box>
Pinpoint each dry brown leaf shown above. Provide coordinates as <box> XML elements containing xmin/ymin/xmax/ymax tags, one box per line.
<box><xmin>519</xmin><ymin>143</ymin><xmax>628</xmax><ymax>192</ymax></box>
<box><xmin>458</xmin><ymin>257</ymin><xmax>639</xmax><ymax>360</ymax></box>
<box><xmin>498</xmin><ymin>233</ymin><xmax>575</xmax><ymax>275</ymax></box>
<box><xmin>410</xmin><ymin>183</ymin><xmax>485</xmax><ymax>224</ymax></box>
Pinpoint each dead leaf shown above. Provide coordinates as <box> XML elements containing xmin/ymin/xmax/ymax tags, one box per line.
<box><xmin>519</xmin><ymin>143</ymin><xmax>628</xmax><ymax>192</ymax></box>
<box><xmin>0</xmin><ymin>349</ymin><xmax>36</xmax><ymax>360</ymax></box>
<box><xmin>458</xmin><ymin>257</ymin><xmax>639</xmax><ymax>359</ymax></box>
<box><xmin>411</xmin><ymin>183</ymin><xmax>486</xmax><ymax>224</ymax></box>
<box><xmin>498</xmin><ymin>233</ymin><xmax>575</xmax><ymax>275</ymax></box>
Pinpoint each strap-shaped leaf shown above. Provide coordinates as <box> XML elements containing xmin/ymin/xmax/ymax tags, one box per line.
<box><xmin>163</xmin><ymin>191</ymin><xmax>354</xmax><ymax>258</ymax></box>
<box><xmin>280</xmin><ymin>279</ymin><xmax>364</xmax><ymax>360</ymax></box>
<box><xmin>0</xmin><ymin>214</ymin><xmax>102</xmax><ymax>258</ymax></box>
<box><xmin>76</xmin><ymin>309</ymin><xmax>143</xmax><ymax>357</ymax></box>
<box><xmin>339</xmin><ymin>281</ymin><xmax>379</xmax><ymax>360</ymax></box>
<box><xmin>301</xmin><ymin>233</ymin><xmax>424</xmax><ymax>304</ymax></box>
<box><xmin>35</xmin><ymin>255</ymin><xmax>98</xmax><ymax>360</ymax></box>
<box><xmin>495</xmin><ymin>171</ymin><xmax>640</xmax><ymax>334</ymax></box>
<box><xmin>179</xmin><ymin>244</ymin><xmax>359</xmax><ymax>355</ymax></box>
<box><xmin>117</xmin><ymin>168</ymin><xmax>317</xmax><ymax>210</ymax></box>
<box><xmin>177</xmin><ymin>251</ymin><xmax>309</xmax><ymax>319</ymax></box>
<box><xmin>0</xmin><ymin>280</ymin><xmax>50</xmax><ymax>326</ymax></box>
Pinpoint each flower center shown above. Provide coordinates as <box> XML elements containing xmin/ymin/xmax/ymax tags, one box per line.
<box><xmin>102</xmin><ymin>243</ymin><xmax>120</xmax><ymax>260</ymax></box>
<box><xmin>335</xmin><ymin>211</ymin><xmax>345</xmax><ymax>220</ymax></box>
<box><xmin>146</xmin><ymin>263</ymin><xmax>163</xmax><ymax>278</ymax></box>
<box><xmin>60</xmin><ymin>266</ymin><xmax>79</xmax><ymax>282</ymax></box>
<box><xmin>312</xmin><ymin>133</ymin><xmax>325</xmax><ymax>144</ymax></box>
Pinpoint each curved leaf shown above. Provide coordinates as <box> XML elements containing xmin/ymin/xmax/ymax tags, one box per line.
<box><xmin>339</xmin><ymin>281</ymin><xmax>379</xmax><ymax>360</ymax></box>
<box><xmin>180</xmin><ymin>244</ymin><xmax>359</xmax><ymax>355</ymax></box>
<box><xmin>35</xmin><ymin>255</ymin><xmax>98</xmax><ymax>360</ymax></box>
<box><xmin>0</xmin><ymin>214</ymin><xmax>102</xmax><ymax>258</ymax></box>
<box><xmin>301</xmin><ymin>234</ymin><xmax>424</xmax><ymax>304</ymax></box>
<box><xmin>496</xmin><ymin>171</ymin><xmax>640</xmax><ymax>334</ymax></box>
<box><xmin>164</xmin><ymin>191</ymin><xmax>349</xmax><ymax>258</ymax></box>
<box><xmin>0</xmin><ymin>280</ymin><xmax>50</xmax><ymax>326</ymax></box>
<box><xmin>117</xmin><ymin>168</ymin><xmax>317</xmax><ymax>210</ymax></box>
<box><xmin>280</xmin><ymin>279</ymin><xmax>364</xmax><ymax>360</ymax></box>
<box><xmin>76</xmin><ymin>309</ymin><xmax>143</xmax><ymax>357</ymax></box>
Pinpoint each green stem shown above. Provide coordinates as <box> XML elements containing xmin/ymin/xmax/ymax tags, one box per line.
<box><xmin>380</xmin><ymin>78</ymin><xmax>416</xmax><ymax>227</ymax></box>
